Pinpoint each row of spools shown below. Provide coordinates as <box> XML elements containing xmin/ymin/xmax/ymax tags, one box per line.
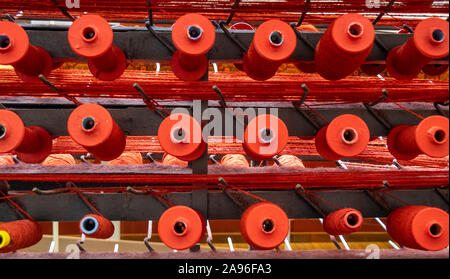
<box><xmin>0</xmin><ymin>14</ymin><xmax>448</xmax><ymax>82</ymax></box>
<box><xmin>0</xmin><ymin>105</ymin><xmax>448</xmax><ymax>164</ymax></box>
<box><xmin>0</xmin><ymin>204</ymin><xmax>448</xmax><ymax>252</ymax></box>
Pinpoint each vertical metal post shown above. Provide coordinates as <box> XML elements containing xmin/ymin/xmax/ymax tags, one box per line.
<box><xmin>52</xmin><ymin>221</ymin><xmax>59</xmax><ymax>253</ymax></box>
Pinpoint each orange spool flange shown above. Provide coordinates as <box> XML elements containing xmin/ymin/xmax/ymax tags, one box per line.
<box><xmin>230</xmin><ymin>22</ymin><xmax>255</xmax><ymax>72</ymax></box>
<box><xmin>294</xmin><ymin>24</ymin><xmax>319</xmax><ymax>74</ymax></box>
<box><xmin>0</xmin><ymin>110</ymin><xmax>52</xmax><ymax>164</ymax></box>
<box><xmin>243</xmin><ymin>20</ymin><xmax>296</xmax><ymax>81</ymax></box>
<box><xmin>158</xmin><ymin>113</ymin><xmax>206</xmax><ymax>161</ymax></box>
<box><xmin>0</xmin><ymin>21</ymin><xmax>53</xmax><ymax>82</ymax></box>
<box><xmin>42</xmin><ymin>154</ymin><xmax>76</xmax><ymax>166</ymax></box>
<box><xmin>171</xmin><ymin>13</ymin><xmax>216</xmax><ymax>81</ymax></box>
<box><xmin>68</xmin><ymin>14</ymin><xmax>127</xmax><ymax>81</ymax></box>
<box><xmin>0</xmin><ymin>220</ymin><xmax>42</xmax><ymax>253</ymax></box>
<box><xmin>323</xmin><ymin>208</ymin><xmax>364</xmax><ymax>236</ymax></box>
<box><xmin>387</xmin><ymin>206</ymin><xmax>449</xmax><ymax>251</ymax></box>
<box><xmin>241</xmin><ymin>202</ymin><xmax>289</xmax><ymax>250</ymax></box>
<box><xmin>387</xmin><ymin>115</ymin><xmax>449</xmax><ymax>160</ymax></box>
<box><xmin>67</xmin><ymin>103</ymin><xmax>126</xmax><ymax>161</ymax></box>
<box><xmin>158</xmin><ymin>205</ymin><xmax>206</xmax><ymax>250</ymax></box>
<box><xmin>315</xmin><ymin>13</ymin><xmax>375</xmax><ymax>81</ymax></box>
<box><xmin>243</xmin><ymin>114</ymin><xmax>288</xmax><ymax>161</ymax></box>
<box><xmin>79</xmin><ymin>214</ymin><xmax>115</xmax><ymax>239</ymax></box>
<box><xmin>315</xmin><ymin>114</ymin><xmax>370</xmax><ymax>161</ymax></box>
<box><xmin>422</xmin><ymin>63</ymin><xmax>449</xmax><ymax>76</ymax></box>
<box><xmin>386</xmin><ymin>18</ymin><xmax>449</xmax><ymax>80</ymax></box>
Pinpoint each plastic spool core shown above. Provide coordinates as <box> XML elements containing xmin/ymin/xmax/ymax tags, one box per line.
<box><xmin>347</xmin><ymin>213</ymin><xmax>359</xmax><ymax>226</ymax></box>
<box><xmin>82</xmin><ymin>218</ymin><xmax>96</xmax><ymax>232</ymax></box>
<box><xmin>348</xmin><ymin>22</ymin><xmax>363</xmax><ymax>38</ymax></box>
<box><xmin>433</xmin><ymin>129</ymin><xmax>446</xmax><ymax>144</ymax></box>
<box><xmin>429</xmin><ymin>223</ymin><xmax>443</xmax><ymax>238</ymax></box>
<box><xmin>432</xmin><ymin>29</ymin><xmax>445</xmax><ymax>43</ymax></box>
<box><xmin>174</xmin><ymin>221</ymin><xmax>187</xmax><ymax>236</ymax></box>
<box><xmin>0</xmin><ymin>124</ymin><xmax>6</xmax><ymax>139</ymax></box>
<box><xmin>262</xmin><ymin>219</ymin><xmax>275</xmax><ymax>234</ymax></box>
<box><xmin>171</xmin><ymin>127</ymin><xmax>186</xmax><ymax>143</ymax></box>
<box><xmin>259</xmin><ymin>128</ymin><xmax>274</xmax><ymax>144</ymax></box>
<box><xmin>342</xmin><ymin>128</ymin><xmax>358</xmax><ymax>144</ymax></box>
<box><xmin>82</xmin><ymin>117</ymin><xmax>96</xmax><ymax>132</ymax></box>
<box><xmin>0</xmin><ymin>35</ymin><xmax>10</xmax><ymax>49</ymax></box>
<box><xmin>187</xmin><ymin>25</ymin><xmax>203</xmax><ymax>40</ymax></box>
<box><xmin>269</xmin><ymin>31</ymin><xmax>283</xmax><ymax>46</ymax></box>
<box><xmin>82</xmin><ymin>26</ymin><xmax>97</xmax><ymax>42</ymax></box>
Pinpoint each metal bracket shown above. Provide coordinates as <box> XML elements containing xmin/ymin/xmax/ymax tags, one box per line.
<box><xmin>290</xmin><ymin>23</ymin><xmax>316</xmax><ymax>51</ymax></box>
<box><xmin>133</xmin><ymin>83</ymin><xmax>169</xmax><ymax>119</ymax></box>
<box><xmin>219</xmin><ymin>177</ymin><xmax>253</xmax><ymax>211</ymax></box>
<box><xmin>38</xmin><ymin>75</ymin><xmax>82</xmax><ymax>106</ymax></box>
<box><xmin>435</xmin><ymin>187</ymin><xmax>449</xmax><ymax>203</ymax></box>
<box><xmin>294</xmin><ymin>184</ymin><xmax>329</xmax><ymax>217</ymax></box>
<box><xmin>363</xmin><ymin>89</ymin><xmax>393</xmax><ymax>132</ymax></box>
<box><xmin>215</xmin><ymin>21</ymin><xmax>248</xmax><ymax>54</ymax></box>
<box><xmin>434</xmin><ymin>102</ymin><xmax>449</xmax><ymax>118</ymax></box>
<box><xmin>292</xmin><ymin>84</ymin><xmax>323</xmax><ymax>131</ymax></box>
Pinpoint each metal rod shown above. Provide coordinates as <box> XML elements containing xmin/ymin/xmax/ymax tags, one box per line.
<box><xmin>225</xmin><ymin>0</ymin><xmax>241</xmax><ymax>25</ymax></box>
<box><xmin>295</xmin><ymin>0</ymin><xmax>311</xmax><ymax>27</ymax></box>
<box><xmin>38</xmin><ymin>75</ymin><xmax>82</xmax><ymax>106</ymax></box>
<box><xmin>212</xmin><ymin>85</ymin><xmax>227</xmax><ymax>108</ymax></box>
<box><xmin>372</xmin><ymin>0</ymin><xmax>396</xmax><ymax>25</ymax></box>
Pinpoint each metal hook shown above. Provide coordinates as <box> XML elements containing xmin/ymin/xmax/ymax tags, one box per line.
<box><xmin>292</xmin><ymin>84</ymin><xmax>323</xmax><ymax>131</ymax></box>
<box><xmin>38</xmin><ymin>74</ymin><xmax>82</xmax><ymax>106</ymax></box>
<box><xmin>290</xmin><ymin>23</ymin><xmax>316</xmax><ymax>51</ymax></box>
<box><xmin>209</xmin><ymin>154</ymin><xmax>219</xmax><ymax>165</ymax></box>
<box><xmin>212</xmin><ymin>85</ymin><xmax>227</xmax><ymax>108</ymax></box>
<box><xmin>133</xmin><ymin>83</ymin><xmax>169</xmax><ymax>119</ymax></box>
<box><xmin>206</xmin><ymin>220</ymin><xmax>216</xmax><ymax>252</ymax></box>
<box><xmin>372</xmin><ymin>0</ymin><xmax>396</xmax><ymax>25</ymax></box>
<box><xmin>145</xmin><ymin>22</ymin><xmax>175</xmax><ymax>54</ymax></box>
<box><xmin>32</xmin><ymin>187</ymin><xmax>71</xmax><ymax>195</ymax></box>
<box><xmin>144</xmin><ymin>220</ymin><xmax>155</xmax><ymax>252</ymax></box>
<box><xmin>215</xmin><ymin>21</ymin><xmax>248</xmax><ymax>54</ymax></box>
<box><xmin>225</xmin><ymin>0</ymin><xmax>242</xmax><ymax>25</ymax></box>
<box><xmin>76</xmin><ymin>234</ymin><xmax>86</xmax><ymax>252</ymax></box>
<box><xmin>295</xmin><ymin>0</ymin><xmax>311</xmax><ymax>27</ymax></box>
<box><xmin>434</xmin><ymin>102</ymin><xmax>449</xmax><ymax>118</ymax></box>
<box><xmin>146</xmin><ymin>152</ymin><xmax>156</xmax><ymax>163</ymax></box>
<box><xmin>50</xmin><ymin>0</ymin><xmax>76</xmax><ymax>21</ymax></box>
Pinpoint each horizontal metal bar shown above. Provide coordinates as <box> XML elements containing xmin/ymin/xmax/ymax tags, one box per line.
<box><xmin>7</xmin><ymin>103</ymin><xmax>447</xmax><ymax>137</ymax></box>
<box><xmin>1</xmin><ymin>249</ymin><xmax>449</xmax><ymax>259</ymax></box>
<box><xmin>0</xmin><ymin>189</ymin><xmax>447</xmax><ymax>221</ymax></box>
<box><xmin>23</xmin><ymin>25</ymin><xmax>449</xmax><ymax>63</ymax></box>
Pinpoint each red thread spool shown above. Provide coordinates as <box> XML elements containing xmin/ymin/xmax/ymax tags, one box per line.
<box><xmin>79</xmin><ymin>214</ymin><xmax>115</xmax><ymax>239</ymax></box>
<box><xmin>42</xmin><ymin>154</ymin><xmax>76</xmax><ymax>166</ymax></box>
<box><xmin>230</xmin><ymin>22</ymin><xmax>255</xmax><ymax>72</ymax></box>
<box><xmin>243</xmin><ymin>114</ymin><xmax>288</xmax><ymax>161</ymax></box>
<box><xmin>387</xmin><ymin>115</ymin><xmax>449</xmax><ymax>160</ymax></box>
<box><xmin>68</xmin><ymin>14</ymin><xmax>127</xmax><ymax>81</ymax></box>
<box><xmin>243</xmin><ymin>20</ymin><xmax>296</xmax><ymax>81</ymax></box>
<box><xmin>0</xmin><ymin>110</ymin><xmax>52</xmax><ymax>164</ymax></box>
<box><xmin>67</xmin><ymin>103</ymin><xmax>126</xmax><ymax>161</ymax></box>
<box><xmin>294</xmin><ymin>24</ymin><xmax>319</xmax><ymax>74</ymax></box>
<box><xmin>387</xmin><ymin>206</ymin><xmax>449</xmax><ymax>251</ymax></box>
<box><xmin>241</xmin><ymin>202</ymin><xmax>289</xmax><ymax>250</ymax></box>
<box><xmin>158</xmin><ymin>113</ymin><xmax>206</xmax><ymax>161</ymax></box>
<box><xmin>323</xmin><ymin>208</ymin><xmax>364</xmax><ymax>236</ymax></box>
<box><xmin>315</xmin><ymin>114</ymin><xmax>370</xmax><ymax>160</ymax></box>
<box><xmin>0</xmin><ymin>220</ymin><xmax>42</xmax><ymax>253</ymax></box>
<box><xmin>0</xmin><ymin>21</ymin><xmax>53</xmax><ymax>82</ymax></box>
<box><xmin>422</xmin><ymin>64</ymin><xmax>449</xmax><ymax>76</ymax></box>
<box><xmin>158</xmin><ymin>205</ymin><xmax>206</xmax><ymax>250</ymax></box>
<box><xmin>315</xmin><ymin>13</ymin><xmax>375</xmax><ymax>80</ymax></box>
<box><xmin>386</xmin><ymin>18</ymin><xmax>449</xmax><ymax>80</ymax></box>
<box><xmin>108</xmin><ymin>152</ymin><xmax>143</xmax><ymax>166</ymax></box>
<box><xmin>171</xmin><ymin>13</ymin><xmax>216</xmax><ymax>81</ymax></box>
